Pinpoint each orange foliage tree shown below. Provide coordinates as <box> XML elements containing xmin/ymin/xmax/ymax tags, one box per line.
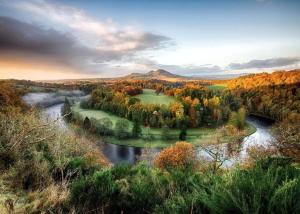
<box><xmin>154</xmin><ymin>141</ymin><xmax>196</xmax><ymax>170</ymax></box>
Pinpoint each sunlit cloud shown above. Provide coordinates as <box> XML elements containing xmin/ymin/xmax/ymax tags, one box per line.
<box><xmin>10</xmin><ymin>0</ymin><xmax>173</xmax><ymax>52</ymax></box>
<box><xmin>0</xmin><ymin>0</ymin><xmax>173</xmax><ymax>77</ymax></box>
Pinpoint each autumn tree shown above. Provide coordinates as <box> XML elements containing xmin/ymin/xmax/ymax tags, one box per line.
<box><xmin>154</xmin><ymin>142</ymin><xmax>196</xmax><ymax>170</ymax></box>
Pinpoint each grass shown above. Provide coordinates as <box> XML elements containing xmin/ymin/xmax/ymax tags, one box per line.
<box><xmin>134</xmin><ymin>89</ymin><xmax>176</xmax><ymax>105</ymax></box>
<box><xmin>72</xmin><ymin>103</ymin><xmax>256</xmax><ymax>148</ymax></box>
<box><xmin>208</xmin><ymin>84</ymin><xmax>226</xmax><ymax>91</ymax></box>
<box><xmin>72</xmin><ymin>103</ymin><xmax>133</xmax><ymax>127</ymax></box>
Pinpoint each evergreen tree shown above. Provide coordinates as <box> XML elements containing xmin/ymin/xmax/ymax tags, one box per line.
<box><xmin>132</xmin><ymin>120</ymin><xmax>142</xmax><ymax>138</ymax></box>
<box><xmin>62</xmin><ymin>97</ymin><xmax>72</xmax><ymax>122</ymax></box>
<box><xmin>83</xmin><ymin>117</ymin><xmax>91</xmax><ymax>130</ymax></box>
<box><xmin>179</xmin><ymin>128</ymin><xmax>187</xmax><ymax>140</ymax></box>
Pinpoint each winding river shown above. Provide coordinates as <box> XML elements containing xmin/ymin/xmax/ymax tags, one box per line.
<box><xmin>23</xmin><ymin>92</ymin><xmax>274</xmax><ymax>166</ymax></box>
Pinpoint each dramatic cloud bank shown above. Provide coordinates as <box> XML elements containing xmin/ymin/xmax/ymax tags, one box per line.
<box><xmin>228</xmin><ymin>57</ymin><xmax>300</xmax><ymax>70</ymax></box>
<box><xmin>0</xmin><ymin>0</ymin><xmax>174</xmax><ymax>77</ymax></box>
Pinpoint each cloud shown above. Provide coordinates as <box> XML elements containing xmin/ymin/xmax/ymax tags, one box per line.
<box><xmin>227</xmin><ymin>57</ymin><xmax>300</xmax><ymax>70</ymax></box>
<box><xmin>10</xmin><ymin>0</ymin><xmax>173</xmax><ymax>52</ymax></box>
<box><xmin>0</xmin><ymin>16</ymin><xmax>99</xmax><ymax>73</ymax></box>
<box><xmin>0</xmin><ymin>0</ymin><xmax>173</xmax><ymax>76</ymax></box>
<box><xmin>0</xmin><ymin>15</ymin><xmax>172</xmax><ymax>75</ymax></box>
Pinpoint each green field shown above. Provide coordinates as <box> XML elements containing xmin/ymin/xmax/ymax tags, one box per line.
<box><xmin>72</xmin><ymin>103</ymin><xmax>256</xmax><ymax>148</ymax></box>
<box><xmin>72</xmin><ymin>103</ymin><xmax>133</xmax><ymax>127</ymax></box>
<box><xmin>208</xmin><ymin>84</ymin><xmax>226</xmax><ymax>91</ymax></box>
<box><xmin>134</xmin><ymin>89</ymin><xmax>176</xmax><ymax>105</ymax></box>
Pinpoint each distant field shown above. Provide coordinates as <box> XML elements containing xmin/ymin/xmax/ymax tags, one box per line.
<box><xmin>134</xmin><ymin>89</ymin><xmax>176</xmax><ymax>105</ymax></box>
<box><xmin>72</xmin><ymin>103</ymin><xmax>133</xmax><ymax>127</ymax></box>
<box><xmin>71</xmin><ymin>103</ymin><xmax>255</xmax><ymax>148</ymax></box>
<box><xmin>208</xmin><ymin>84</ymin><xmax>226</xmax><ymax>91</ymax></box>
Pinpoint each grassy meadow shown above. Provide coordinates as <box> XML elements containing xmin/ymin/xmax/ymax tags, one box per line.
<box><xmin>208</xmin><ymin>84</ymin><xmax>226</xmax><ymax>91</ymax></box>
<box><xmin>134</xmin><ymin>89</ymin><xmax>176</xmax><ymax>105</ymax></box>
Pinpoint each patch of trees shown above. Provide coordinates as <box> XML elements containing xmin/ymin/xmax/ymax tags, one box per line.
<box><xmin>123</xmin><ymin>86</ymin><xmax>143</xmax><ymax>96</ymax></box>
<box><xmin>231</xmin><ymin>83</ymin><xmax>300</xmax><ymax>122</ymax></box>
<box><xmin>82</xmin><ymin>85</ymin><xmax>243</xmax><ymax>129</ymax></box>
<box><xmin>226</xmin><ymin>69</ymin><xmax>300</xmax><ymax>89</ymax></box>
<box><xmin>224</xmin><ymin>70</ymin><xmax>300</xmax><ymax>121</ymax></box>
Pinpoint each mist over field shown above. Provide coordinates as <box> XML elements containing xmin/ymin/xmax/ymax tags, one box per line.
<box><xmin>22</xmin><ymin>90</ymin><xmax>88</xmax><ymax>107</ymax></box>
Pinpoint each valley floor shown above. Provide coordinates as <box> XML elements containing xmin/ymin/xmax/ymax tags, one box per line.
<box><xmin>72</xmin><ymin>103</ymin><xmax>256</xmax><ymax>148</ymax></box>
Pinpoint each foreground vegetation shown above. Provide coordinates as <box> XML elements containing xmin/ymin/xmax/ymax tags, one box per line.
<box><xmin>0</xmin><ymin>105</ymin><xmax>299</xmax><ymax>213</ymax></box>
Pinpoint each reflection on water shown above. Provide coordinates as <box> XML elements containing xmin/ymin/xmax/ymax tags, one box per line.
<box><xmin>239</xmin><ymin>115</ymin><xmax>273</xmax><ymax>158</ymax></box>
<box><xmin>24</xmin><ymin>92</ymin><xmax>274</xmax><ymax>166</ymax></box>
<box><xmin>197</xmin><ymin>115</ymin><xmax>274</xmax><ymax>167</ymax></box>
<box><xmin>101</xmin><ymin>143</ymin><xmax>142</xmax><ymax>165</ymax></box>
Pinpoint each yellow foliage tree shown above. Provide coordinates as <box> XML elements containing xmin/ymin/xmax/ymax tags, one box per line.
<box><xmin>154</xmin><ymin>142</ymin><xmax>196</xmax><ymax>170</ymax></box>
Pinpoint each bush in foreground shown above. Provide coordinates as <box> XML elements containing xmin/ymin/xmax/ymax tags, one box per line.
<box><xmin>154</xmin><ymin>141</ymin><xmax>196</xmax><ymax>170</ymax></box>
<box><xmin>69</xmin><ymin>157</ymin><xmax>300</xmax><ymax>213</ymax></box>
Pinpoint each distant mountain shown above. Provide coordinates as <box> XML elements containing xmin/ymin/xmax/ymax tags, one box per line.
<box><xmin>40</xmin><ymin>69</ymin><xmax>248</xmax><ymax>83</ymax></box>
<box><xmin>119</xmin><ymin>69</ymin><xmax>248</xmax><ymax>81</ymax></box>
<box><xmin>121</xmin><ymin>69</ymin><xmax>186</xmax><ymax>81</ymax></box>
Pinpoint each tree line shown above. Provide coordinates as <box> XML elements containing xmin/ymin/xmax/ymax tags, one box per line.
<box><xmin>80</xmin><ymin>85</ymin><xmax>244</xmax><ymax>130</ymax></box>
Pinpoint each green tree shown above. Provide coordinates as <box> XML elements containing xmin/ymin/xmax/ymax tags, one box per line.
<box><xmin>161</xmin><ymin>125</ymin><xmax>172</xmax><ymax>140</ymax></box>
<box><xmin>115</xmin><ymin>119</ymin><xmax>130</xmax><ymax>139</ymax></box>
<box><xmin>237</xmin><ymin>107</ymin><xmax>246</xmax><ymax>130</ymax></box>
<box><xmin>229</xmin><ymin>107</ymin><xmax>246</xmax><ymax>130</ymax></box>
<box><xmin>97</xmin><ymin>117</ymin><xmax>114</xmax><ymax>136</ymax></box>
<box><xmin>132</xmin><ymin>120</ymin><xmax>142</xmax><ymax>138</ymax></box>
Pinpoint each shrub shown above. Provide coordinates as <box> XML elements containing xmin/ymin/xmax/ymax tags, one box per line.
<box><xmin>154</xmin><ymin>142</ymin><xmax>196</xmax><ymax>170</ymax></box>
<box><xmin>70</xmin><ymin>170</ymin><xmax>118</xmax><ymax>213</ymax></box>
<box><xmin>208</xmin><ymin>157</ymin><xmax>300</xmax><ymax>213</ymax></box>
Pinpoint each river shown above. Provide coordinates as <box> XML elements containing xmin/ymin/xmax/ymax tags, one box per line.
<box><xmin>23</xmin><ymin>92</ymin><xmax>274</xmax><ymax>166</ymax></box>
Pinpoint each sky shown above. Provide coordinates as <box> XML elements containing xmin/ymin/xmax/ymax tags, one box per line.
<box><xmin>0</xmin><ymin>0</ymin><xmax>300</xmax><ymax>80</ymax></box>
